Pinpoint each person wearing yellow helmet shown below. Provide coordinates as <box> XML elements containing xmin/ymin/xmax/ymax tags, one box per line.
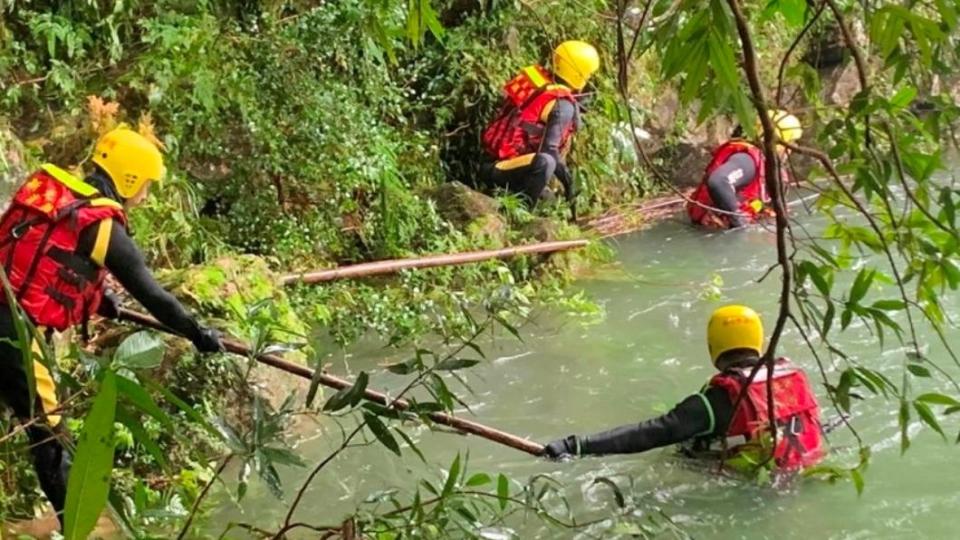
<box><xmin>480</xmin><ymin>40</ymin><xmax>601</xmax><ymax>219</ymax></box>
<box><xmin>543</xmin><ymin>305</ymin><xmax>825</xmax><ymax>471</ymax></box>
<box><xmin>687</xmin><ymin>110</ymin><xmax>803</xmax><ymax>229</ymax></box>
<box><xmin>0</xmin><ymin>127</ymin><xmax>221</xmax><ymax>527</ymax></box>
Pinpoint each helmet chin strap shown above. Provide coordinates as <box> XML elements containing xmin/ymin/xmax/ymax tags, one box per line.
<box><xmin>86</xmin><ymin>167</ymin><xmax>126</xmax><ymax>204</ymax></box>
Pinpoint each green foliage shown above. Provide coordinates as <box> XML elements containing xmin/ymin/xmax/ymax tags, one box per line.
<box><xmin>1</xmin><ymin>0</ymin><xmax>631</xmax><ymax>268</ymax></box>
<box><xmin>64</xmin><ymin>371</ymin><xmax>118</xmax><ymax>540</ymax></box>
<box><xmin>0</xmin><ymin>1</ymin><xmax>616</xmax><ymax>533</ymax></box>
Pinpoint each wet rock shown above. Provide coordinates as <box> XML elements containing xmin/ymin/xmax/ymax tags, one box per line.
<box><xmin>823</xmin><ymin>62</ymin><xmax>862</xmax><ymax>106</ymax></box>
<box><xmin>803</xmin><ymin>24</ymin><xmax>846</xmax><ymax>69</ymax></box>
<box><xmin>637</xmin><ymin>88</ymin><xmax>734</xmax><ymax>189</ymax></box>
<box><xmin>429</xmin><ymin>181</ymin><xmax>501</xmax><ymax>227</ymax></box>
<box><xmin>646</xmin><ymin>88</ymin><xmax>680</xmax><ymax>144</ymax></box>
<box><xmin>653</xmin><ymin>141</ymin><xmax>711</xmax><ymax>188</ymax></box>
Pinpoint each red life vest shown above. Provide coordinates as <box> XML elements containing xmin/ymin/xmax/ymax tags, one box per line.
<box><xmin>687</xmin><ymin>140</ymin><xmax>773</xmax><ymax>227</ymax></box>
<box><xmin>708</xmin><ymin>359</ymin><xmax>826</xmax><ymax>470</ymax></box>
<box><xmin>481</xmin><ymin>65</ymin><xmax>578</xmax><ymax>161</ymax></box>
<box><xmin>0</xmin><ymin>164</ymin><xmax>127</xmax><ymax>331</ymax></box>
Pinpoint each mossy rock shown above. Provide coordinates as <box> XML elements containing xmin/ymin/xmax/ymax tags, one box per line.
<box><xmin>520</xmin><ymin>217</ymin><xmax>560</xmax><ymax>243</ymax></box>
<box><xmin>158</xmin><ymin>255</ymin><xmax>309</xmax><ymax>352</ymax></box>
<box><xmin>0</xmin><ymin>126</ymin><xmax>29</xmax><ymax>200</ymax></box>
<box><xmin>466</xmin><ymin>213</ymin><xmax>507</xmax><ymax>248</ymax></box>
<box><xmin>428</xmin><ymin>181</ymin><xmax>501</xmax><ymax>227</ymax></box>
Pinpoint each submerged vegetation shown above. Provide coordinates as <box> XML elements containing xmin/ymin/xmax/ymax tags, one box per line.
<box><xmin>0</xmin><ymin>0</ymin><xmax>958</xmax><ymax>538</ymax></box>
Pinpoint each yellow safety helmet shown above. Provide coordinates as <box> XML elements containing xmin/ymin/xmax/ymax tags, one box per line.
<box><xmin>552</xmin><ymin>40</ymin><xmax>600</xmax><ymax>91</ymax></box>
<box><xmin>757</xmin><ymin>110</ymin><xmax>803</xmax><ymax>144</ymax></box>
<box><xmin>91</xmin><ymin>128</ymin><xmax>165</xmax><ymax>199</ymax></box>
<box><xmin>707</xmin><ymin>305</ymin><xmax>764</xmax><ymax>365</ymax></box>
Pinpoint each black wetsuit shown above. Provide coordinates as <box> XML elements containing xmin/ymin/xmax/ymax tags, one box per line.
<box><xmin>545</xmin><ymin>386</ymin><xmax>736</xmax><ymax>457</ymax></box>
<box><xmin>705</xmin><ymin>152</ymin><xmax>758</xmax><ymax>228</ymax></box>
<box><xmin>480</xmin><ymin>99</ymin><xmax>578</xmax><ymax>209</ymax></box>
<box><xmin>0</xmin><ymin>168</ymin><xmax>215</xmax><ymax>523</ymax></box>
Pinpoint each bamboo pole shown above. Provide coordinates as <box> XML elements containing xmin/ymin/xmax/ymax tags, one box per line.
<box><xmin>116</xmin><ymin>307</ymin><xmax>545</xmax><ymax>457</ymax></box>
<box><xmin>280</xmin><ymin>240</ymin><xmax>588</xmax><ymax>286</ymax></box>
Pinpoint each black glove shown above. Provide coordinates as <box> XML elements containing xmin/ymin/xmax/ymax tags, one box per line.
<box><xmin>543</xmin><ymin>435</ymin><xmax>579</xmax><ymax>460</ymax></box>
<box><xmin>193</xmin><ymin>326</ymin><xmax>223</xmax><ymax>353</ymax></box>
<box><xmin>97</xmin><ymin>288</ymin><xmax>122</xmax><ymax>319</ymax></box>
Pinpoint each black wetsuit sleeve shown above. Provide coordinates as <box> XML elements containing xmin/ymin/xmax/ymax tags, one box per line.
<box><xmin>539</xmin><ymin>99</ymin><xmax>577</xmax><ymax>200</ymax></box>
<box><xmin>577</xmin><ymin>386</ymin><xmax>734</xmax><ymax>455</ymax></box>
<box><xmin>78</xmin><ymin>222</ymin><xmax>204</xmax><ymax>343</ymax></box>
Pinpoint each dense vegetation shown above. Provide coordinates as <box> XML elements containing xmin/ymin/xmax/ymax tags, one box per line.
<box><xmin>0</xmin><ymin>0</ymin><xmax>959</xmax><ymax>538</ymax></box>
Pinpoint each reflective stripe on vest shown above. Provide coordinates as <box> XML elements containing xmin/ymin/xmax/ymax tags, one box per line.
<box><xmin>41</xmin><ymin>164</ymin><xmax>124</xmax><ymax>211</ymax></box>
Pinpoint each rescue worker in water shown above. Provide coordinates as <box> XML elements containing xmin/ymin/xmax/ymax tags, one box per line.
<box><xmin>480</xmin><ymin>40</ymin><xmax>601</xmax><ymax>218</ymax></box>
<box><xmin>687</xmin><ymin>111</ymin><xmax>803</xmax><ymax>229</ymax></box>
<box><xmin>543</xmin><ymin>305</ymin><xmax>826</xmax><ymax>470</ymax></box>
<box><xmin>0</xmin><ymin>128</ymin><xmax>222</xmax><ymax>525</ymax></box>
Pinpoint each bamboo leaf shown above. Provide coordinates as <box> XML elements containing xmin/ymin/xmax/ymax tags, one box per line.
<box><xmin>871</xmin><ymin>299</ymin><xmax>905</xmax><ymax>311</ymax></box>
<box><xmin>836</xmin><ymin>369</ymin><xmax>855</xmax><ymax>412</ymax></box>
<box><xmin>364</xmin><ymin>412</ymin><xmax>401</xmax><ymax>456</ymax></box>
<box><xmin>465</xmin><ymin>473</ymin><xmax>491</xmax><ymax>487</ymax></box>
<box><xmin>899</xmin><ymin>399</ymin><xmax>911</xmax><ymax>454</ymax></box>
<box><xmin>914</xmin><ymin>401</ymin><xmax>946</xmax><ymax>440</ymax></box>
<box><xmin>848</xmin><ymin>269</ymin><xmax>875</xmax><ymax>306</ymax></box>
<box><xmin>916</xmin><ymin>393</ymin><xmax>960</xmax><ymax>407</ymax></box>
<box><xmin>850</xmin><ymin>468</ymin><xmax>865</xmax><ymax>496</ymax></box>
<box><xmin>305</xmin><ymin>362</ymin><xmax>325</xmax><ymax>408</ymax></box>
<box><xmin>64</xmin><ymin>371</ymin><xmax>118</xmax><ymax>540</ymax></box>
<box><xmin>497</xmin><ymin>474</ymin><xmax>509</xmax><ymax>510</ymax></box>
<box><xmin>385</xmin><ymin>359</ymin><xmax>417</xmax><ymax>375</ymax></box>
<box><xmin>395</xmin><ymin>427</ymin><xmax>426</xmax><ymax>463</ymax></box>
<box><xmin>434</xmin><ymin>358</ymin><xmax>481</xmax><ymax>371</ymax></box>
<box><xmin>907</xmin><ymin>363</ymin><xmax>931</xmax><ymax>378</ymax></box>
<box><xmin>442</xmin><ymin>453</ymin><xmax>461</xmax><ymax>497</ymax></box>
<box><xmin>324</xmin><ymin>372</ymin><xmax>369</xmax><ymax>412</ymax></box>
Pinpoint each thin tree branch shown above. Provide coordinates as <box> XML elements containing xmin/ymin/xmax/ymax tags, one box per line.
<box><xmin>178</xmin><ymin>454</ymin><xmax>234</xmax><ymax>540</ymax></box>
<box><xmin>776</xmin><ymin>1</ymin><xmax>827</xmax><ymax>105</ymax></box>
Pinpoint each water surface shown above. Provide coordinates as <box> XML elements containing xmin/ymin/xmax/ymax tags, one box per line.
<box><xmin>218</xmin><ymin>212</ymin><xmax>959</xmax><ymax>539</ymax></box>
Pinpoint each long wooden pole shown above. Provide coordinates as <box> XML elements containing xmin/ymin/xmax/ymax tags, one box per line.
<box><xmin>116</xmin><ymin>307</ymin><xmax>545</xmax><ymax>457</ymax></box>
<box><xmin>280</xmin><ymin>240</ymin><xmax>588</xmax><ymax>286</ymax></box>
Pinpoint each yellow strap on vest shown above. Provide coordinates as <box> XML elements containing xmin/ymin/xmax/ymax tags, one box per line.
<box><xmin>539</xmin><ymin>99</ymin><xmax>556</xmax><ymax>123</ymax></box>
<box><xmin>90</xmin><ymin>197</ymin><xmax>123</xmax><ymax>210</ymax></box>
<box><xmin>40</xmin><ymin>163</ymin><xmax>123</xmax><ymax>211</ymax></box>
<box><xmin>522</xmin><ymin>65</ymin><xmax>548</xmax><ymax>88</ymax></box>
<box><xmin>91</xmin><ymin>218</ymin><xmax>113</xmax><ymax>267</ymax></box>
<box><xmin>538</xmin><ymin>85</ymin><xmax>571</xmax><ymax>123</ymax></box>
<box><xmin>495</xmin><ymin>153</ymin><xmax>537</xmax><ymax>171</ymax></box>
<box><xmin>31</xmin><ymin>333</ymin><xmax>61</xmax><ymax>426</ymax></box>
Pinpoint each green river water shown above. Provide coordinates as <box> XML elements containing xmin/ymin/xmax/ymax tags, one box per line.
<box><xmin>218</xmin><ymin>212</ymin><xmax>960</xmax><ymax>539</ymax></box>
